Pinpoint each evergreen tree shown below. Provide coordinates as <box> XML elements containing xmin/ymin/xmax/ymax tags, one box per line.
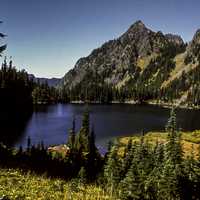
<box><xmin>27</xmin><ymin>136</ymin><xmax>31</xmax><ymax>152</ymax></box>
<box><xmin>121</xmin><ymin>139</ymin><xmax>135</xmax><ymax>177</ymax></box>
<box><xmin>67</xmin><ymin>117</ymin><xmax>76</xmax><ymax>150</ymax></box>
<box><xmin>88</xmin><ymin>125</ymin><xmax>96</xmax><ymax>153</ymax></box>
<box><xmin>182</xmin><ymin>147</ymin><xmax>200</xmax><ymax>200</ymax></box>
<box><xmin>104</xmin><ymin>144</ymin><xmax>122</xmax><ymax>197</ymax></box>
<box><xmin>76</xmin><ymin>109</ymin><xmax>90</xmax><ymax>152</ymax></box>
<box><xmin>119</xmin><ymin>161</ymin><xmax>141</xmax><ymax>200</ymax></box>
<box><xmin>158</xmin><ymin>107</ymin><xmax>184</xmax><ymax>200</ymax></box>
<box><xmin>165</xmin><ymin>107</ymin><xmax>183</xmax><ymax>165</ymax></box>
<box><xmin>85</xmin><ymin>125</ymin><xmax>100</xmax><ymax>180</ymax></box>
<box><xmin>119</xmin><ymin>138</ymin><xmax>152</xmax><ymax>200</ymax></box>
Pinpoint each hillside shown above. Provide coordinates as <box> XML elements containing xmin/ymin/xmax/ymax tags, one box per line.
<box><xmin>119</xmin><ymin>130</ymin><xmax>200</xmax><ymax>159</ymax></box>
<box><xmin>0</xmin><ymin>169</ymin><xmax>108</xmax><ymax>200</ymax></box>
<box><xmin>59</xmin><ymin>21</ymin><xmax>200</xmax><ymax>106</ymax></box>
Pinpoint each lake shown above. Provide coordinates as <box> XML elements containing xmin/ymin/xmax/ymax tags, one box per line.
<box><xmin>2</xmin><ymin>104</ymin><xmax>200</xmax><ymax>149</ymax></box>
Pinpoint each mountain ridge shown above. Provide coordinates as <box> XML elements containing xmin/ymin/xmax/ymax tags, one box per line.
<box><xmin>59</xmin><ymin>20</ymin><xmax>200</xmax><ymax>106</ymax></box>
<box><xmin>29</xmin><ymin>74</ymin><xmax>61</xmax><ymax>87</ymax></box>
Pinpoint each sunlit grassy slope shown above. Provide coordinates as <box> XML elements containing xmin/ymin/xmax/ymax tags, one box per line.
<box><xmin>119</xmin><ymin>130</ymin><xmax>200</xmax><ymax>158</ymax></box>
<box><xmin>0</xmin><ymin>169</ymin><xmax>109</xmax><ymax>200</ymax></box>
<box><xmin>161</xmin><ymin>52</ymin><xmax>198</xmax><ymax>89</ymax></box>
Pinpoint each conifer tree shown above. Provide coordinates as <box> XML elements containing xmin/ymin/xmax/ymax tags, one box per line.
<box><xmin>76</xmin><ymin>109</ymin><xmax>90</xmax><ymax>152</ymax></box>
<box><xmin>104</xmin><ymin>144</ymin><xmax>122</xmax><ymax>197</ymax></box>
<box><xmin>158</xmin><ymin>107</ymin><xmax>183</xmax><ymax>200</ymax></box>
<box><xmin>182</xmin><ymin>145</ymin><xmax>200</xmax><ymax>199</ymax></box>
<box><xmin>119</xmin><ymin>141</ymin><xmax>146</xmax><ymax>200</ymax></box>
<box><xmin>165</xmin><ymin>107</ymin><xmax>183</xmax><ymax>165</ymax></box>
<box><xmin>154</xmin><ymin>140</ymin><xmax>164</xmax><ymax>167</ymax></box>
<box><xmin>67</xmin><ymin>117</ymin><xmax>76</xmax><ymax>150</ymax></box>
<box><xmin>119</xmin><ymin>162</ymin><xmax>141</xmax><ymax>200</ymax></box>
<box><xmin>27</xmin><ymin>136</ymin><xmax>31</xmax><ymax>152</ymax></box>
<box><xmin>88</xmin><ymin>125</ymin><xmax>96</xmax><ymax>153</ymax></box>
<box><xmin>85</xmin><ymin>125</ymin><xmax>100</xmax><ymax>180</ymax></box>
<box><xmin>121</xmin><ymin>139</ymin><xmax>135</xmax><ymax>177</ymax></box>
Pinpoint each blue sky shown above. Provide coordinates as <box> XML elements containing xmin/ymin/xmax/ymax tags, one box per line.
<box><xmin>0</xmin><ymin>0</ymin><xmax>200</xmax><ymax>78</ymax></box>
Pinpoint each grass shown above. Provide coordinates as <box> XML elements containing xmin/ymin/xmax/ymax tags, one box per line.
<box><xmin>161</xmin><ymin>52</ymin><xmax>198</xmax><ymax>88</ymax></box>
<box><xmin>0</xmin><ymin>169</ymin><xmax>109</xmax><ymax>200</ymax></box>
<box><xmin>119</xmin><ymin>130</ymin><xmax>200</xmax><ymax>158</ymax></box>
<box><xmin>137</xmin><ymin>53</ymin><xmax>157</xmax><ymax>71</ymax></box>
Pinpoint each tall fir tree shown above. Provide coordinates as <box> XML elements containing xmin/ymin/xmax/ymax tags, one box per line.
<box><xmin>67</xmin><ymin>116</ymin><xmax>76</xmax><ymax>150</ymax></box>
<box><xmin>76</xmin><ymin>109</ymin><xmax>90</xmax><ymax>152</ymax></box>
<box><xmin>158</xmin><ymin>107</ymin><xmax>184</xmax><ymax>200</ymax></box>
<box><xmin>104</xmin><ymin>144</ymin><xmax>122</xmax><ymax>197</ymax></box>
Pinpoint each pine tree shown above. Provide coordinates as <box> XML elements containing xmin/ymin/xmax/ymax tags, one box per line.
<box><xmin>27</xmin><ymin>136</ymin><xmax>31</xmax><ymax>152</ymax></box>
<box><xmin>67</xmin><ymin>117</ymin><xmax>76</xmax><ymax>150</ymax></box>
<box><xmin>154</xmin><ymin>140</ymin><xmax>164</xmax><ymax>167</ymax></box>
<box><xmin>76</xmin><ymin>109</ymin><xmax>90</xmax><ymax>152</ymax></box>
<box><xmin>85</xmin><ymin>125</ymin><xmax>100</xmax><ymax>180</ymax></box>
<box><xmin>104</xmin><ymin>144</ymin><xmax>122</xmax><ymax>197</ymax></box>
<box><xmin>165</xmin><ymin>107</ymin><xmax>177</xmax><ymax>135</ymax></box>
<box><xmin>158</xmin><ymin>107</ymin><xmax>184</xmax><ymax>200</ymax></box>
<box><xmin>119</xmin><ymin>141</ymin><xmax>146</xmax><ymax>200</ymax></box>
<box><xmin>182</xmin><ymin>145</ymin><xmax>200</xmax><ymax>200</ymax></box>
<box><xmin>121</xmin><ymin>139</ymin><xmax>135</xmax><ymax>177</ymax></box>
<box><xmin>88</xmin><ymin>125</ymin><xmax>96</xmax><ymax>153</ymax></box>
<box><xmin>165</xmin><ymin>107</ymin><xmax>183</xmax><ymax>165</ymax></box>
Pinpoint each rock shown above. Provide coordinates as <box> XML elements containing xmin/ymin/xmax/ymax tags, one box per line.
<box><xmin>60</xmin><ymin>20</ymin><xmax>185</xmax><ymax>90</ymax></box>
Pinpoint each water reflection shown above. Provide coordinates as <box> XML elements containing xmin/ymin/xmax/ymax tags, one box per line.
<box><xmin>11</xmin><ymin>104</ymin><xmax>200</xmax><ymax>148</ymax></box>
<box><xmin>0</xmin><ymin>111</ymin><xmax>32</xmax><ymax>146</ymax></box>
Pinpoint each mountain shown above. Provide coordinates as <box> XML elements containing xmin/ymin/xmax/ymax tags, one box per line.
<box><xmin>59</xmin><ymin>20</ymin><xmax>200</xmax><ymax>106</ymax></box>
<box><xmin>60</xmin><ymin>21</ymin><xmax>184</xmax><ymax>88</ymax></box>
<box><xmin>29</xmin><ymin>74</ymin><xmax>61</xmax><ymax>87</ymax></box>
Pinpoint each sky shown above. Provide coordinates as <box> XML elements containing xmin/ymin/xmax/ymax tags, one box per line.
<box><xmin>0</xmin><ymin>0</ymin><xmax>200</xmax><ymax>78</ymax></box>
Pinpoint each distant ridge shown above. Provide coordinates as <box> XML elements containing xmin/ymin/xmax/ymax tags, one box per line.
<box><xmin>29</xmin><ymin>74</ymin><xmax>61</xmax><ymax>87</ymax></box>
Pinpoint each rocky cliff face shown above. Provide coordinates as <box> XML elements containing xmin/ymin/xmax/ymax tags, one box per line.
<box><xmin>59</xmin><ymin>20</ymin><xmax>200</xmax><ymax>105</ymax></box>
<box><xmin>60</xmin><ymin>21</ymin><xmax>184</xmax><ymax>89</ymax></box>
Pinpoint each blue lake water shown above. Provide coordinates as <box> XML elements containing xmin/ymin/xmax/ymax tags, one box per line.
<box><xmin>10</xmin><ymin>104</ymin><xmax>200</xmax><ymax>149</ymax></box>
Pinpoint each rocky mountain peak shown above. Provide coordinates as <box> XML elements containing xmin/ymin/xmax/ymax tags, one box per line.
<box><xmin>60</xmin><ymin>21</ymin><xmax>189</xmax><ymax>91</ymax></box>
<box><xmin>130</xmin><ymin>20</ymin><xmax>146</xmax><ymax>29</ymax></box>
<box><xmin>165</xmin><ymin>34</ymin><xmax>184</xmax><ymax>46</ymax></box>
<box><xmin>124</xmin><ymin>20</ymin><xmax>149</xmax><ymax>36</ymax></box>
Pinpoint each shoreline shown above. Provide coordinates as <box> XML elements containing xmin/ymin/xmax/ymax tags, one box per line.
<box><xmin>70</xmin><ymin>100</ymin><xmax>200</xmax><ymax>110</ymax></box>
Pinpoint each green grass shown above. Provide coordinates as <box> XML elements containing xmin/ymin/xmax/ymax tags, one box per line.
<box><xmin>0</xmin><ymin>169</ymin><xmax>109</xmax><ymax>200</ymax></box>
<box><xmin>119</xmin><ymin>130</ymin><xmax>200</xmax><ymax>158</ymax></box>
